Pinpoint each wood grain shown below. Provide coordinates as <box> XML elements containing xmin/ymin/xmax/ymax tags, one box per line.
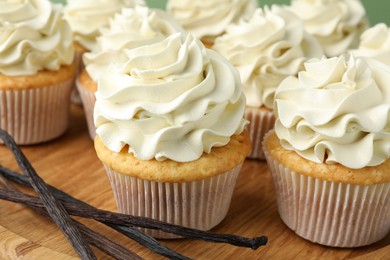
<box><xmin>0</xmin><ymin>104</ymin><xmax>389</xmax><ymax>259</ymax></box>
<box><xmin>0</xmin><ymin>224</ymin><xmax>77</xmax><ymax>259</ymax></box>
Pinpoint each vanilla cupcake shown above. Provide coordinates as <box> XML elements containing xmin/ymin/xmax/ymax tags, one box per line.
<box><xmin>78</xmin><ymin>6</ymin><xmax>184</xmax><ymax>139</ymax></box>
<box><xmin>0</xmin><ymin>0</ymin><xmax>75</xmax><ymax>145</ymax></box>
<box><xmin>263</xmin><ymin>55</ymin><xmax>390</xmax><ymax>247</ymax></box>
<box><xmin>350</xmin><ymin>23</ymin><xmax>390</xmax><ymax>65</ymax></box>
<box><xmin>64</xmin><ymin>0</ymin><xmax>146</xmax><ymax>60</ymax></box>
<box><xmin>64</xmin><ymin>0</ymin><xmax>145</xmax><ymax>104</ymax></box>
<box><xmin>94</xmin><ymin>33</ymin><xmax>251</xmax><ymax>238</ymax></box>
<box><xmin>289</xmin><ymin>0</ymin><xmax>367</xmax><ymax>57</ymax></box>
<box><xmin>213</xmin><ymin>6</ymin><xmax>323</xmax><ymax>159</ymax></box>
<box><xmin>167</xmin><ymin>0</ymin><xmax>258</xmax><ymax>47</ymax></box>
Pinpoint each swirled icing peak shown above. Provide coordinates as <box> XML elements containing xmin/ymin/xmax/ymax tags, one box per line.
<box><xmin>0</xmin><ymin>0</ymin><xmax>74</xmax><ymax>76</ymax></box>
<box><xmin>289</xmin><ymin>0</ymin><xmax>367</xmax><ymax>57</ymax></box>
<box><xmin>64</xmin><ymin>0</ymin><xmax>146</xmax><ymax>51</ymax></box>
<box><xmin>350</xmin><ymin>23</ymin><xmax>390</xmax><ymax>66</ymax></box>
<box><xmin>274</xmin><ymin>55</ymin><xmax>390</xmax><ymax>169</ymax></box>
<box><xmin>167</xmin><ymin>0</ymin><xmax>258</xmax><ymax>40</ymax></box>
<box><xmin>212</xmin><ymin>6</ymin><xmax>323</xmax><ymax>109</ymax></box>
<box><xmin>84</xmin><ymin>5</ymin><xmax>184</xmax><ymax>82</ymax></box>
<box><xmin>94</xmin><ymin>33</ymin><xmax>247</xmax><ymax>162</ymax></box>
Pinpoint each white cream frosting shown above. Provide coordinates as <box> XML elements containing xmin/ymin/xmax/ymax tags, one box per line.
<box><xmin>94</xmin><ymin>33</ymin><xmax>247</xmax><ymax>162</ymax></box>
<box><xmin>84</xmin><ymin>5</ymin><xmax>184</xmax><ymax>82</ymax></box>
<box><xmin>212</xmin><ymin>6</ymin><xmax>323</xmax><ymax>109</ymax></box>
<box><xmin>0</xmin><ymin>0</ymin><xmax>74</xmax><ymax>76</ymax></box>
<box><xmin>167</xmin><ymin>0</ymin><xmax>258</xmax><ymax>40</ymax></box>
<box><xmin>350</xmin><ymin>23</ymin><xmax>390</xmax><ymax>66</ymax></box>
<box><xmin>274</xmin><ymin>55</ymin><xmax>390</xmax><ymax>169</ymax></box>
<box><xmin>64</xmin><ymin>0</ymin><xmax>145</xmax><ymax>51</ymax></box>
<box><xmin>289</xmin><ymin>0</ymin><xmax>367</xmax><ymax>57</ymax></box>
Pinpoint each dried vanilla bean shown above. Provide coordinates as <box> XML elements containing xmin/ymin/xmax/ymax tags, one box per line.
<box><xmin>73</xmin><ymin>221</ymin><xmax>142</xmax><ymax>260</ymax></box>
<box><xmin>3</xmin><ymin>191</ymin><xmax>141</xmax><ymax>260</ymax></box>
<box><xmin>0</xmin><ymin>175</ymin><xmax>141</xmax><ymax>260</ymax></box>
<box><xmin>0</xmin><ymin>166</ymin><xmax>268</xmax><ymax>250</ymax></box>
<box><xmin>0</xmin><ymin>129</ymin><xmax>96</xmax><ymax>260</ymax></box>
<box><xmin>0</xmin><ymin>187</ymin><xmax>189</xmax><ymax>260</ymax></box>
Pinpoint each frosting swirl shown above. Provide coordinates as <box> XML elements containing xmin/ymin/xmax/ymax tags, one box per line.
<box><xmin>0</xmin><ymin>0</ymin><xmax>74</xmax><ymax>76</ymax></box>
<box><xmin>274</xmin><ymin>55</ymin><xmax>390</xmax><ymax>169</ymax></box>
<box><xmin>94</xmin><ymin>33</ymin><xmax>247</xmax><ymax>162</ymax></box>
<box><xmin>64</xmin><ymin>0</ymin><xmax>145</xmax><ymax>51</ymax></box>
<box><xmin>167</xmin><ymin>0</ymin><xmax>258</xmax><ymax>40</ymax></box>
<box><xmin>289</xmin><ymin>0</ymin><xmax>367</xmax><ymax>57</ymax></box>
<box><xmin>84</xmin><ymin>5</ymin><xmax>184</xmax><ymax>82</ymax></box>
<box><xmin>350</xmin><ymin>23</ymin><xmax>390</xmax><ymax>66</ymax></box>
<box><xmin>212</xmin><ymin>6</ymin><xmax>323</xmax><ymax>109</ymax></box>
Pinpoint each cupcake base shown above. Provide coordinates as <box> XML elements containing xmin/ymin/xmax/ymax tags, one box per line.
<box><xmin>95</xmin><ymin>132</ymin><xmax>252</xmax><ymax>239</ymax></box>
<box><xmin>104</xmin><ymin>163</ymin><xmax>242</xmax><ymax>239</ymax></box>
<box><xmin>263</xmin><ymin>131</ymin><xmax>390</xmax><ymax>247</ymax></box>
<box><xmin>245</xmin><ymin>106</ymin><xmax>275</xmax><ymax>160</ymax></box>
<box><xmin>0</xmin><ymin>66</ymin><xmax>75</xmax><ymax>145</ymax></box>
<box><xmin>76</xmin><ymin>70</ymin><xmax>96</xmax><ymax>140</ymax></box>
<box><xmin>71</xmin><ymin>42</ymin><xmax>88</xmax><ymax>106</ymax></box>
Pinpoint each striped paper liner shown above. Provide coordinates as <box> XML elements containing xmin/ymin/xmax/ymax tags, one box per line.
<box><xmin>76</xmin><ymin>79</ymin><xmax>96</xmax><ymax>140</ymax></box>
<box><xmin>263</xmin><ymin>136</ymin><xmax>390</xmax><ymax>247</ymax></box>
<box><xmin>0</xmin><ymin>79</ymin><xmax>73</xmax><ymax>145</ymax></box>
<box><xmin>245</xmin><ymin>107</ymin><xmax>275</xmax><ymax>160</ymax></box>
<box><xmin>104</xmin><ymin>163</ymin><xmax>243</xmax><ymax>239</ymax></box>
<box><xmin>70</xmin><ymin>50</ymin><xmax>85</xmax><ymax>105</ymax></box>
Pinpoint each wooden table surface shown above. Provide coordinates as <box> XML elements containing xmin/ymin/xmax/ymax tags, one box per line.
<box><xmin>0</xmin><ymin>104</ymin><xmax>389</xmax><ymax>259</ymax></box>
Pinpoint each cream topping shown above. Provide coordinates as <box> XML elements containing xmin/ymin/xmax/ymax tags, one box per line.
<box><xmin>0</xmin><ymin>0</ymin><xmax>74</xmax><ymax>76</ymax></box>
<box><xmin>84</xmin><ymin>5</ymin><xmax>184</xmax><ymax>82</ymax></box>
<box><xmin>64</xmin><ymin>0</ymin><xmax>145</xmax><ymax>51</ymax></box>
<box><xmin>94</xmin><ymin>33</ymin><xmax>247</xmax><ymax>162</ymax></box>
<box><xmin>350</xmin><ymin>23</ymin><xmax>390</xmax><ymax>66</ymax></box>
<box><xmin>213</xmin><ymin>6</ymin><xmax>323</xmax><ymax>109</ymax></box>
<box><xmin>167</xmin><ymin>0</ymin><xmax>258</xmax><ymax>40</ymax></box>
<box><xmin>289</xmin><ymin>0</ymin><xmax>367</xmax><ymax>57</ymax></box>
<box><xmin>274</xmin><ymin>55</ymin><xmax>390</xmax><ymax>169</ymax></box>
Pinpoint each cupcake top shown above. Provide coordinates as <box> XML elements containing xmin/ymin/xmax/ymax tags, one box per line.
<box><xmin>350</xmin><ymin>23</ymin><xmax>390</xmax><ymax>66</ymax></box>
<box><xmin>0</xmin><ymin>0</ymin><xmax>74</xmax><ymax>76</ymax></box>
<box><xmin>94</xmin><ymin>32</ymin><xmax>247</xmax><ymax>162</ymax></box>
<box><xmin>64</xmin><ymin>0</ymin><xmax>145</xmax><ymax>51</ymax></box>
<box><xmin>274</xmin><ymin>55</ymin><xmax>390</xmax><ymax>169</ymax></box>
<box><xmin>212</xmin><ymin>6</ymin><xmax>323</xmax><ymax>109</ymax></box>
<box><xmin>289</xmin><ymin>0</ymin><xmax>367</xmax><ymax>57</ymax></box>
<box><xmin>84</xmin><ymin>5</ymin><xmax>184</xmax><ymax>82</ymax></box>
<box><xmin>166</xmin><ymin>0</ymin><xmax>258</xmax><ymax>41</ymax></box>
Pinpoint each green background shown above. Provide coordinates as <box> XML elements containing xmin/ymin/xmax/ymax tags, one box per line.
<box><xmin>52</xmin><ymin>0</ymin><xmax>389</xmax><ymax>25</ymax></box>
<box><xmin>143</xmin><ymin>0</ymin><xmax>389</xmax><ymax>25</ymax></box>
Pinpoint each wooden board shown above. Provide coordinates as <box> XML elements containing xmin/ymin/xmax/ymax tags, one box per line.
<box><xmin>0</xmin><ymin>104</ymin><xmax>389</xmax><ymax>259</ymax></box>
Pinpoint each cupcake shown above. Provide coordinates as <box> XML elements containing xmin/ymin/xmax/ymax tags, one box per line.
<box><xmin>289</xmin><ymin>0</ymin><xmax>368</xmax><ymax>57</ymax></box>
<box><xmin>64</xmin><ymin>0</ymin><xmax>146</xmax><ymax>65</ymax></box>
<box><xmin>350</xmin><ymin>23</ymin><xmax>390</xmax><ymax>65</ymax></box>
<box><xmin>167</xmin><ymin>0</ymin><xmax>258</xmax><ymax>47</ymax></box>
<box><xmin>0</xmin><ymin>0</ymin><xmax>76</xmax><ymax>145</ymax></box>
<box><xmin>212</xmin><ymin>6</ymin><xmax>323</xmax><ymax>159</ymax></box>
<box><xmin>64</xmin><ymin>0</ymin><xmax>146</xmax><ymax>104</ymax></box>
<box><xmin>78</xmin><ymin>5</ymin><xmax>184</xmax><ymax>139</ymax></box>
<box><xmin>94</xmin><ymin>33</ymin><xmax>251</xmax><ymax>238</ymax></box>
<box><xmin>263</xmin><ymin>55</ymin><xmax>390</xmax><ymax>247</ymax></box>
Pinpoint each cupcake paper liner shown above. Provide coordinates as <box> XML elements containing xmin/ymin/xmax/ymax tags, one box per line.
<box><xmin>0</xmin><ymin>79</ymin><xmax>73</xmax><ymax>145</ymax></box>
<box><xmin>70</xmin><ymin>50</ymin><xmax>85</xmax><ymax>105</ymax></box>
<box><xmin>263</xmin><ymin>140</ymin><xmax>390</xmax><ymax>247</ymax></box>
<box><xmin>245</xmin><ymin>107</ymin><xmax>275</xmax><ymax>160</ymax></box>
<box><xmin>76</xmin><ymin>79</ymin><xmax>96</xmax><ymax>140</ymax></box>
<box><xmin>104</xmin><ymin>163</ymin><xmax>243</xmax><ymax>239</ymax></box>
